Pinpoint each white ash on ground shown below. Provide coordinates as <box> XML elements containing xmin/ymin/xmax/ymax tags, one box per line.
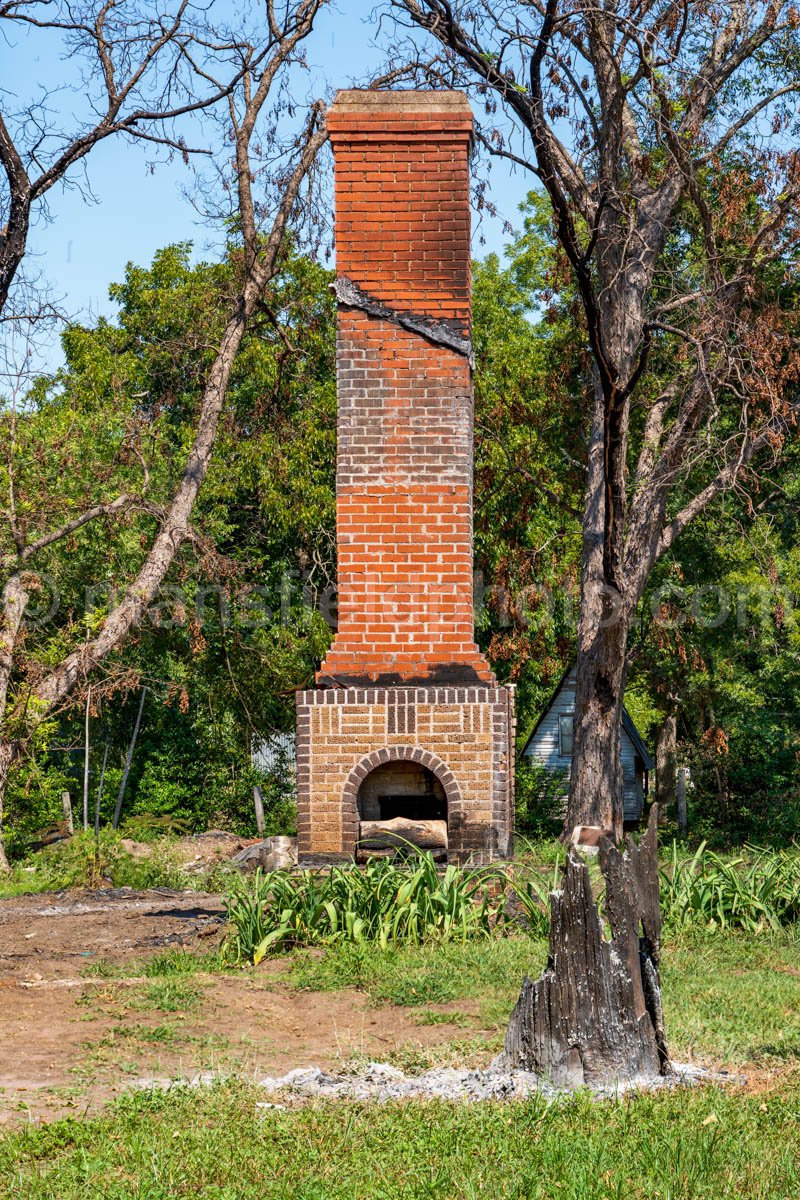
<box><xmin>257</xmin><ymin>1060</ymin><xmax>730</xmax><ymax>1104</ymax></box>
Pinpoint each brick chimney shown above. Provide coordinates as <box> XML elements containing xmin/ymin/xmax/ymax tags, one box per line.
<box><xmin>296</xmin><ymin>91</ymin><xmax>515</xmax><ymax>864</ymax></box>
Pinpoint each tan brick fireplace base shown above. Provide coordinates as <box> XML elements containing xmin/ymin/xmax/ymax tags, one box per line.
<box><xmin>296</xmin><ymin>687</ymin><xmax>515</xmax><ymax>865</ymax></box>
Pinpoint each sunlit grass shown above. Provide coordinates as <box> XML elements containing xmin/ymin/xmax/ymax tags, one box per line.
<box><xmin>1</xmin><ymin>1076</ymin><xmax>798</xmax><ymax>1199</ymax></box>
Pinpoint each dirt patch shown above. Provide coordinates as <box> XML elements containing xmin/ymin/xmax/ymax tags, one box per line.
<box><xmin>0</xmin><ymin>888</ymin><xmax>227</xmax><ymax>980</ymax></box>
<box><xmin>0</xmin><ymin>890</ymin><xmax>495</xmax><ymax>1128</ymax></box>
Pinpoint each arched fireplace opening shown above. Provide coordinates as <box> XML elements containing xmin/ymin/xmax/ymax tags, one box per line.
<box><xmin>357</xmin><ymin>762</ymin><xmax>447</xmax><ymax>823</ymax></box>
<box><xmin>356</xmin><ymin>761</ymin><xmax>448</xmax><ymax>860</ymax></box>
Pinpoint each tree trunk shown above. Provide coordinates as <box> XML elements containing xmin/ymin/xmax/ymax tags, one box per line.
<box><xmin>565</xmin><ymin>566</ymin><xmax>630</xmax><ymax>841</ymax></box>
<box><xmin>655</xmin><ymin>709</ymin><xmax>677</xmax><ymax>813</ymax></box>
<box><xmin>0</xmin><ymin>741</ymin><xmax>16</xmax><ymax>872</ymax></box>
<box><xmin>501</xmin><ymin>807</ymin><xmax>669</xmax><ymax>1087</ymax></box>
<box><xmin>563</xmin><ymin>382</ymin><xmax>631</xmax><ymax>842</ymax></box>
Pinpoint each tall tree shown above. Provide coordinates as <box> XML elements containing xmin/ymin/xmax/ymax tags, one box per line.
<box><xmin>0</xmin><ymin>0</ymin><xmax>330</xmax><ymax>868</ymax></box>
<box><xmin>1</xmin><ymin>0</ymin><xmax>248</xmax><ymax>323</ymax></box>
<box><xmin>0</xmin><ymin>243</ymin><xmax>338</xmax><ymax>852</ymax></box>
<box><xmin>395</xmin><ymin>0</ymin><xmax>800</xmax><ymax>839</ymax></box>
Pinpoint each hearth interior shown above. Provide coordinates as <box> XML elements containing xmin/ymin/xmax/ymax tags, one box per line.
<box><xmin>357</xmin><ymin>762</ymin><xmax>447</xmax><ymax>823</ymax></box>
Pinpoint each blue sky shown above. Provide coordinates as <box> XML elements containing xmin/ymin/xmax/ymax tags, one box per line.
<box><xmin>2</xmin><ymin>0</ymin><xmax>533</xmax><ymax>344</ymax></box>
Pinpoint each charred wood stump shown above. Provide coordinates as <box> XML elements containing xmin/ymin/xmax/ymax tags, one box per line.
<box><xmin>501</xmin><ymin>806</ymin><xmax>670</xmax><ymax>1088</ymax></box>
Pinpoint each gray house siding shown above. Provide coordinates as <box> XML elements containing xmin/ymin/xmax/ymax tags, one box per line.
<box><xmin>252</xmin><ymin>732</ymin><xmax>297</xmax><ymax>791</ymax></box>
<box><xmin>523</xmin><ymin>667</ymin><xmax>651</xmax><ymax>824</ymax></box>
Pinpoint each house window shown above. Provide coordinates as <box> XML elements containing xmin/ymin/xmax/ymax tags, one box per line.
<box><xmin>558</xmin><ymin>713</ymin><xmax>574</xmax><ymax>757</ymax></box>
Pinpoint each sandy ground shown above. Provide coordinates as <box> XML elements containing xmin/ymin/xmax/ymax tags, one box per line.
<box><xmin>0</xmin><ymin>889</ymin><xmax>490</xmax><ymax>1128</ymax></box>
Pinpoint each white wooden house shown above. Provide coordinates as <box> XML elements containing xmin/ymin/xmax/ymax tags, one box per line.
<box><xmin>522</xmin><ymin>665</ymin><xmax>654</xmax><ymax>825</ymax></box>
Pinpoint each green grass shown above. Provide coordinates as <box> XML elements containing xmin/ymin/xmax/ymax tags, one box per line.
<box><xmin>411</xmin><ymin>1009</ymin><xmax>473</xmax><ymax>1026</ymax></box>
<box><xmin>287</xmin><ymin>928</ymin><xmax>800</xmax><ymax>1067</ymax></box>
<box><xmin>75</xmin><ymin>975</ymin><xmax>204</xmax><ymax>1020</ymax></box>
<box><xmin>90</xmin><ymin>1022</ymin><xmax>184</xmax><ymax>1050</ymax></box>
<box><xmin>1</xmin><ymin>919</ymin><xmax>798</xmax><ymax>1196</ymax></box>
<box><xmin>81</xmin><ymin>948</ymin><xmax>224</xmax><ymax>979</ymax></box>
<box><xmin>1</xmin><ymin>1076</ymin><xmax>799</xmax><ymax>1199</ymax></box>
<box><xmin>70</xmin><ymin>925</ymin><xmax>800</xmax><ymax>1070</ymax></box>
<box><xmin>131</xmin><ymin>979</ymin><xmax>203</xmax><ymax>1014</ymax></box>
<box><xmin>661</xmin><ymin>929</ymin><xmax>800</xmax><ymax>1064</ymax></box>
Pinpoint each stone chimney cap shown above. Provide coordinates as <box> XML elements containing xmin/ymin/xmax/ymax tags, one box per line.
<box><xmin>329</xmin><ymin>88</ymin><xmax>471</xmax><ymax>113</ymax></box>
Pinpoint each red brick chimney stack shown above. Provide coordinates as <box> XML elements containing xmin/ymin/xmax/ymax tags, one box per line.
<box><xmin>318</xmin><ymin>90</ymin><xmax>494</xmax><ymax>687</ymax></box>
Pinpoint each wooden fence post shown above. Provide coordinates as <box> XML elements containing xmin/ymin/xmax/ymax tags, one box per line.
<box><xmin>677</xmin><ymin>766</ymin><xmax>688</xmax><ymax>836</ymax></box>
<box><xmin>253</xmin><ymin>785</ymin><xmax>265</xmax><ymax>837</ymax></box>
<box><xmin>61</xmin><ymin>792</ymin><xmax>74</xmax><ymax>836</ymax></box>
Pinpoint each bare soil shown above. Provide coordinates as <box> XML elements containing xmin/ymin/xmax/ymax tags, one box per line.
<box><xmin>0</xmin><ymin>889</ymin><xmax>490</xmax><ymax>1128</ymax></box>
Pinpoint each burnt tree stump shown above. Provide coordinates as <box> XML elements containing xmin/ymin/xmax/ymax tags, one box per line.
<box><xmin>501</xmin><ymin>806</ymin><xmax>670</xmax><ymax>1088</ymax></box>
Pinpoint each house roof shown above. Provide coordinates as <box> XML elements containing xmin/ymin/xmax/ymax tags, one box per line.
<box><xmin>621</xmin><ymin>707</ymin><xmax>655</xmax><ymax>772</ymax></box>
<box><xmin>521</xmin><ymin>663</ymin><xmax>654</xmax><ymax>772</ymax></box>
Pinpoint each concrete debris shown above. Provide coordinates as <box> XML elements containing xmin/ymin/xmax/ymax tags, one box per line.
<box><xmin>231</xmin><ymin>836</ymin><xmax>298</xmax><ymax>872</ymax></box>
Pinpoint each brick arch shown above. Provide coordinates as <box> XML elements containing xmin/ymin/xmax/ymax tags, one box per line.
<box><xmin>342</xmin><ymin>744</ymin><xmax>464</xmax><ymax>834</ymax></box>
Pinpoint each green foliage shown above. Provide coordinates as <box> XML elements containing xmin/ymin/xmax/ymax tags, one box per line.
<box><xmin>514</xmin><ymin>758</ymin><xmax>567</xmax><ymax>837</ymax></box>
<box><xmin>0</xmin><ymin>830</ymin><xmax>189</xmax><ymax>896</ymax></box>
<box><xmin>221</xmin><ymin>840</ymin><xmax>800</xmax><ymax>969</ymax></box>
<box><xmin>630</xmin><ymin>441</ymin><xmax>800</xmax><ymax>845</ymax></box>
<box><xmin>3</xmin><ymin>766</ymin><xmax>75</xmax><ymax>861</ymax></box>
<box><xmin>222</xmin><ymin>854</ymin><xmax>552</xmax><ymax>963</ymax></box>
<box><xmin>6</xmin><ymin>220</ymin><xmax>800</xmax><ymax>852</ymax></box>
<box><xmin>2</xmin><ymin>241</ymin><xmax>335</xmax><ymax>857</ymax></box>
<box><xmin>661</xmin><ymin>841</ymin><xmax>800</xmax><ymax>932</ymax></box>
<box><xmin>119</xmin><ymin>813</ymin><xmax>193</xmax><ymax>841</ymax></box>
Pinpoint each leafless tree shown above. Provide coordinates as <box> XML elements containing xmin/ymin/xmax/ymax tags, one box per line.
<box><xmin>0</xmin><ymin>0</ymin><xmax>330</xmax><ymax>868</ymax></box>
<box><xmin>394</xmin><ymin>0</ymin><xmax>800</xmax><ymax>839</ymax></box>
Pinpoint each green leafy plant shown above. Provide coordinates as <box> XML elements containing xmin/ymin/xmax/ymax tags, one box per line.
<box><xmin>120</xmin><ymin>814</ymin><xmax>193</xmax><ymax>841</ymax></box>
<box><xmin>661</xmin><ymin>841</ymin><xmax>800</xmax><ymax>932</ymax></box>
<box><xmin>222</xmin><ymin>852</ymin><xmax>521</xmax><ymax>964</ymax></box>
<box><xmin>505</xmin><ymin>860</ymin><xmax>560</xmax><ymax>937</ymax></box>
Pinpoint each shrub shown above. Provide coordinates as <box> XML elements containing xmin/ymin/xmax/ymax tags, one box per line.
<box><xmin>0</xmin><ymin>830</ymin><xmax>189</xmax><ymax>895</ymax></box>
<box><xmin>120</xmin><ymin>813</ymin><xmax>193</xmax><ymax>841</ymax></box>
<box><xmin>514</xmin><ymin>759</ymin><xmax>567</xmax><ymax>838</ymax></box>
